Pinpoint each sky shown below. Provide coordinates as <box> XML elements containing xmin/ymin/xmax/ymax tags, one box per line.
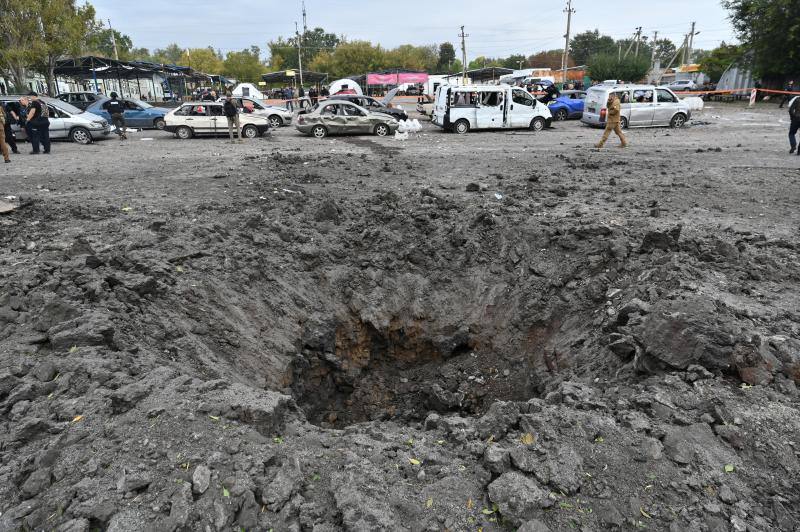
<box><xmin>89</xmin><ymin>0</ymin><xmax>736</xmax><ymax>61</ymax></box>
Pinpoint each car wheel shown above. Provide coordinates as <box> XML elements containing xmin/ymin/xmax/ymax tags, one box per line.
<box><xmin>620</xmin><ymin>116</ymin><xmax>629</xmax><ymax>129</ymax></box>
<box><xmin>69</xmin><ymin>127</ymin><xmax>92</xmax><ymax>145</ymax></box>
<box><xmin>454</xmin><ymin>119</ymin><xmax>470</xmax><ymax>134</ymax></box>
<box><xmin>374</xmin><ymin>123</ymin><xmax>390</xmax><ymax>137</ymax></box>
<box><xmin>268</xmin><ymin>115</ymin><xmax>283</xmax><ymax>128</ymax></box>
<box><xmin>530</xmin><ymin>117</ymin><xmax>546</xmax><ymax>131</ymax></box>
<box><xmin>311</xmin><ymin>125</ymin><xmax>328</xmax><ymax>138</ymax></box>
<box><xmin>242</xmin><ymin>124</ymin><xmax>259</xmax><ymax>138</ymax></box>
<box><xmin>154</xmin><ymin>118</ymin><xmax>166</xmax><ymax>130</ymax></box>
<box><xmin>176</xmin><ymin>126</ymin><xmax>193</xmax><ymax>140</ymax></box>
<box><xmin>555</xmin><ymin>108</ymin><xmax>568</xmax><ymax>121</ymax></box>
<box><xmin>670</xmin><ymin>113</ymin><xmax>687</xmax><ymax>128</ymax></box>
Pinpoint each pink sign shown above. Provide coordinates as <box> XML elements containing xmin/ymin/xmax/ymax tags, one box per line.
<box><xmin>367</xmin><ymin>72</ymin><xmax>429</xmax><ymax>85</ymax></box>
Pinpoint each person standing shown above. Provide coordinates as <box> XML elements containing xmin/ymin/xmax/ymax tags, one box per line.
<box><xmin>2</xmin><ymin>102</ymin><xmax>18</xmax><ymax>155</ymax></box>
<box><xmin>595</xmin><ymin>93</ymin><xmax>627</xmax><ymax>149</ymax></box>
<box><xmin>788</xmin><ymin>95</ymin><xmax>800</xmax><ymax>154</ymax></box>
<box><xmin>103</xmin><ymin>92</ymin><xmax>127</xmax><ymax>140</ymax></box>
<box><xmin>780</xmin><ymin>80</ymin><xmax>795</xmax><ymax>108</ymax></box>
<box><xmin>223</xmin><ymin>94</ymin><xmax>242</xmax><ymax>143</ymax></box>
<box><xmin>0</xmin><ymin>104</ymin><xmax>11</xmax><ymax>163</ymax></box>
<box><xmin>26</xmin><ymin>92</ymin><xmax>50</xmax><ymax>154</ymax></box>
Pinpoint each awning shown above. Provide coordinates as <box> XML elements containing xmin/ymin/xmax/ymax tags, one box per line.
<box><xmin>261</xmin><ymin>70</ymin><xmax>329</xmax><ymax>84</ymax></box>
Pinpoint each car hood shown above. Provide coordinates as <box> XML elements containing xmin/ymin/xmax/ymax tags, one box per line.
<box><xmin>380</xmin><ymin>88</ymin><xmax>400</xmax><ymax>106</ymax></box>
<box><xmin>371</xmin><ymin>111</ymin><xmax>398</xmax><ymax>122</ymax></box>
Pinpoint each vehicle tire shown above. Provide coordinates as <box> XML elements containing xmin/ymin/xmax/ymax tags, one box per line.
<box><xmin>176</xmin><ymin>126</ymin><xmax>193</xmax><ymax>140</ymax></box>
<box><xmin>311</xmin><ymin>125</ymin><xmax>328</xmax><ymax>138</ymax></box>
<box><xmin>242</xmin><ymin>124</ymin><xmax>259</xmax><ymax>138</ymax></box>
<box><xmin>374</xmin><ymin>123</ymin><xmax>390</xmax><ymax>137</ymax></box>
<box><xmin>69</xmin><ymin>127</ymin><xmax>92</xmax><ymax>145</ymax></box>
<box><xmin>154</xmin><ymin>118</ymin><xmax>166</xmax><ymax>130</ymax></box>
<box><xmin>619</xmin><ymin>116</ymin><xmax>629</xmax><ymax>129</ymax></box>
<box><xmin>555</xmin><ymin>108</ymin><xmax>568</xmax><ymax>121</ymax></box>
<box><xmin>530</xmin><ymin>117</ymin><xmax>546</xmax><ymax>131</ymax></box>
<box><xmin>454</xmin><ymin>119</ymin><xmax>470</xmax><ymax>134</ymax></box>
<box><xmin>670</xmin><ymin>113</ymin><xmax>687</xmax><ymax>128</ymax></box>
<box><xmin>268</xmin><ymin>115</ymin><xmax>283</xmax><ymax>128</ymax></box>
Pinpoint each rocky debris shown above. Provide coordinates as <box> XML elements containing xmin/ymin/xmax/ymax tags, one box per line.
<box><xmin>488</xmin><ymin>471</ymin><xmax>551</xmax><ymax>526</ymax></box>
<box><xmin>639</xmin><ymin>224</ymin><xmax>682</xmax><ymax>252</ymax></box>
<box><xmin>192</xmin><ymin>465</ymin><xmax>211</xmax><ymax>494</ymax></box>
<box><xmin>48</xmin><ymin>313</ymin><xmax>115</xmax><ymax>350</ymax></box>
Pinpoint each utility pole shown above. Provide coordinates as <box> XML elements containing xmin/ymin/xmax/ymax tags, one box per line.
<box><xmin>656</xmin><ymin>33</ymin><xmax>689</xmax><ymax>84</ymax></box>
<box><xmin>108</xmin><ymin>19</ymin><xmax>119</xmax><ymax>61</ymax></box>
<box><xmin>634</xmin><ymin>26</ymin><xmax>642</xmax><ymax>57</ymax></box>
<box><xmin>623</xmin><ymin>27</ymin><xmax>641</xmax><ymax>59</ymax></box>
<box><xmin>302</xmin><ymin>1</ymin><xmax>308</xmax><ymax>34</ymax></box>
<box><xmin>686</xmin><ymin>22</ymin><xmax>699</xmax><ymax>65</ymax></box>
<box><xmin>295</xmin><ymin>22</ymin><xmax>304</xmax><ymax>87</ymax></box>
<box><xmin>459</xmin><ymin>26</ymin><xmax>469</xmax><ymax>83</ymax></box>
<box><xmin>561</xmin><ymin>0</ymin><xmax>576</xmax><ymax>86</ymax></box>
<box><xmin>650</xmin><ymin>30</ymin><xmax>659</xmax><ymax>69</ymax></box>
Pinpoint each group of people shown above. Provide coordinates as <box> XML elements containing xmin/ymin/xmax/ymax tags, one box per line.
<box><xmin>0</xmin><ymin>92</ymin><xmax>52</xmax><ymax>163</ymax></box>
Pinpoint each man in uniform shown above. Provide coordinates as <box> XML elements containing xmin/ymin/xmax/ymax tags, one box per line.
<box><xmin>595</xmin><ymin>93</ymin><xmax>627</xmax><ymax>149</ymax></box>
<box><xmin>0</xmin><ymin>104</ymin><xmax>11</xmax><ymax>163</ymax></box>
<box><xmin>103</xmin><ymin>92</ymin><xmax>127</xmax><ymax>140</ymax></box>
<box><xmin>2</xmin><ymin>102</ymin><xmax>18</xmax><ymax>156</ymax></box>
<box><xmin>788</xmin><ymin>95</ymin><xmax>800</xmax><ymax>154</ymax></box>
<box><xmin>26</xmin><ymin>92</ymin><xmax>50</xmax><ymax>154</ymax></box>
<box><xmin>223</xmin><ymin>94</ymin><xmax>242</xmax><ymax>143</ymax></box>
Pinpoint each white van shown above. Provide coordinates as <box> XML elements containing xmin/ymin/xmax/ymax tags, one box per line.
<box><xmin>431</xmin><ymin>84</ymin><xmax>552</xmax><ymax>134</ymax></box>
<box><xmin>581</xmin><ymin>84</ymin><xmax>691</xmax><ymax>129</ymax></box>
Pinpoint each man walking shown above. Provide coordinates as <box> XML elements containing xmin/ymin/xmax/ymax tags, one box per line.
<box><xmin>26</xmin><ymin>92</ymin><xmax>50</xmax><ymax>154</ymax></box>
<box><xmin>223</xmin><ymin>94</ymin><xmax>242</xmax><ymax>143</ymax></box>
<box><xmin>788</xmin><ymin>95</ymin><xmax>800</xmax><ymax>154</ymax></box>
<box><xmin>0</xmin><ymin>104</ymin><xmax>11</xmax><ymax>163</ymax></box>
<box><xmin>595</xmin><ymin>93</ymin><xmax>627</xmax><ymax>149</ymax></box>
<box><xmin>103</xmin><ymin>92</ymin><xmax>127</xmax><ymax>140</ymax></box>
<box><xmin>780</xmin><ymin>80</ymin><xmax>796</xmax><ymax>108</ymax></box>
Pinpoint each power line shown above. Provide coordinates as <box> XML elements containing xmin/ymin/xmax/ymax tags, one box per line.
<box><xmin>561</xmin><ymin>0</ymin><xmax>576</xmax><ymax>82</ymax></box>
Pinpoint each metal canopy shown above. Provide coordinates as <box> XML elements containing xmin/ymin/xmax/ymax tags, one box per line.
<box><xmin>261</xmin><ymin>70</ymin><xmax>328</xmax><ymax>84</ymax></box>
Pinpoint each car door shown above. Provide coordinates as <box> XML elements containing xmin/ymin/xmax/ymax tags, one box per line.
<box><xmin>629</xmin><ymin>89</ymin><xmax>655</xmax><ymax>126</ymax></box>
<box><xmin>207</xmin><ymin>104</ymin><xmax>225</xmax><ymax>136</ymax></box>
<box><xmin>186</xmin><ymin>104</ymin><xmax>211</xmax><ymax>134</ymax></box>
<box><xmin>318</xmin><ymin>102</ymin><xmax>344</xmax><ymax>133</ymax></box>
<box><xmin>340</xmin><ymin>102</ymin><xmax>370</xmax><ymax>134</ymax></box>
<box><xmin>509</xmin><ymin>88</ymin><xmax>535</xmax><ymax>128</ymax></box>
<box><xmin>476</xmin><ymin>90</ymin><xmax>503</xmax><ymax>128</ymax></box>
<box><xmin>123</xmin><ymin>100</ymin><xmax>147</xmax><ymax>127</ymax></box>
<box><xmin>654</xmin><ymin>89</ymin><xmax>679</xmax><ymax>125</ymax></box>
<box><xmin>46</xmin><ymin>104</ymin><xmax>67</xmax><ymax>138</ymax></box>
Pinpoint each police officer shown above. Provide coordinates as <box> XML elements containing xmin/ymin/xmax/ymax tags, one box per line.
<box><xmin>102</xmin><ymin>92</ymin><xmax>127</xmax><ymax>140</ymax></box>
<box><xmin>595</xmin><ymin>93</ymin><xmax>627</xmax><ymax>149</ymax></box>
<box><xmin>788</xmin><ymin>95</ymin><xmax>800</xmax><ymax>154</ymax></box>
<box><xmin>26</xmin><ymin>92</ymin><xmax>50</xmax><ymax>154</ymax></box>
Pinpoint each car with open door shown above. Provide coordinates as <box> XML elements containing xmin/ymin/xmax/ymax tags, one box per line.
<box><xmin>327</xmin><ymin>89</ymin><xmax>408</xmax><ymax>121</ymax></box>
<box><xmin>295</xmin><ymin>100</ymin><xmax>399</xmax><ymax>138</ymax></box>
<box><xmin>86</xmin><ymin>96</ymin><xmax>170</xmax><ymax>130</ymax></box>
<box><xmin>216</xmin><ymin>96</ymin><xmax>294</xmax><ymax>128</ymax></box>
<box><xmin>164</xmin><ymin>102</ymin><xmax>270</xmax><ymax>139</ymax></box>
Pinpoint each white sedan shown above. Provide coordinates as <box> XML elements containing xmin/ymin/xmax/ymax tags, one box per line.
<box><xmin>164</xmin><ymin>102</ymin><xmax>270</xmax><ymax>139</ymax></box>
<box><xmin>217</xmin><ymin>96</ymin><xmax>293</xmax><ymax>128</ymax></box>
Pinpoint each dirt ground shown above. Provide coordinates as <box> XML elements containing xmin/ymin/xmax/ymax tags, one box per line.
<box><xmin>1</xmin><ymin>101</ymin><xmax>799</xmax><ymax>532</ymax></box>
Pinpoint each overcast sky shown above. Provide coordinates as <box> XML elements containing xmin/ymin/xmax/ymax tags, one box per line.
<box><xmin>89</xmin><ymin>0</ymin><xmax>736</xmax><ymax>60</ymax></box>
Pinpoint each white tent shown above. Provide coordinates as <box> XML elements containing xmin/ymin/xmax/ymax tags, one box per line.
<box><xmin>232</xmin><ymin>83</ymin><xmax>266</xmax><ymax>100</ymax></box>
<box><xmin>329</xmin><ymin>78</ymin><xmax>363</xmax><ymax>96</ymax></box>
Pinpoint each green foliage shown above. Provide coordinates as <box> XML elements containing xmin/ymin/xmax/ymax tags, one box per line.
<box><xmin>588</xmin><ymin>53</ymin><xmax>651</xmax><ymax>83</ymax></box>
<box><xmin>437</xmin><ymin>42</ymin><xmax>456</xmax><ymax>72</ymax></box>
<box><xmin>153</xmin><ymin>44</ymin><xmax>185</xmax><ymax>65</ymax></box>
<box><xmin>528</xmin><ymin>49</ymin><xmax>569</xmax><ymax>70</ymax></box>
<box><xmin>503</xmin><ymin>53</ymin><xmax>529</xmax><ymax>70</ymax></box>
<box><xmin>223</xmin><ymin>46</ymin><xmax>266</xmax><ymax>83</ymax></box>
<box><xmin>181</xmin><ymin>47</ymin><xmax>223</xmax><ymax>74</ymax></box>
<box><xmin>699</xmin><ymin>42</ymin><xmax>744</xmax><ymax>82</ymax></box>
<box><xmin>87</xmin><ymin>27</ymin><xmax>134</xmax><ymax>59</ymax></box>
<box><xmin>723</xmin><ymin>0</ymin><xmax>798</xmax><ymax>77</ymax></box>
<box><xmin>268</xmin><ymin>27</ymin><xmax>340</xmax><ymax>71</ymax></box>
<box><xmin>570</xmin><ymin>30</ymin><xmax>617</xmax><ymax>64</ymax></box>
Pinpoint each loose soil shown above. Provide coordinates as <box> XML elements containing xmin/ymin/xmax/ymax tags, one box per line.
<box><xmin>1</xmin><ymin>102</ymin><xmax>799</xmax><ymax>532</ymax></box>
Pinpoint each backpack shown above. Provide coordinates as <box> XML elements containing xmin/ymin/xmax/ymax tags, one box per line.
<box><xmin>39</xmin><ymin>101</ymin><xmax>49</xmax><ymax>119</ymax></box>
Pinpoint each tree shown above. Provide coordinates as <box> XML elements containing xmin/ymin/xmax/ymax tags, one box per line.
<box><xmin>153</xmin><ymin>44</ymin><xmax>184</xmax><ymax>65</ymax></box>
<box><xmin>468</xmin><ymin>56</ymin><xmax>502</xmax><ymax>70</ymax></box>
<box><xmin>181</xmin><ymin>47</ymin><xmax>223</xmax><ymax>74</ymax></box>
<box><xmin>223</xmin><ymin>46</ymin><xmax>266</xmax><ymax>83</ymax></box>
<box><xmin>437</xmin><ymin>42</ymin><xmax>456</xmax><ymax>72</ymax></box>
<box><xmin>268</xmin><ymin>27</ymin><xmax>339</xmax><ymax>72</ymax></box>
<box><xmin>308</xmin><ymin>40</ymin><xmax>386</xmax><ymax>79</ymax></box>
<box><xmin>528</xmin><ymin>50</ymin><xmax>571</xmax><ymax>70</ymax></box>
<box><xmin>87</xmin><ymin>27</ymin><xmax>134</xmax><ymax>60</ymax></box>
<box><xmin>0</xmin><ymin>0</ymin><xmax>45</xmax><ymax>92</ymax></box>
<box><xmin>385</xmin><ymin>44</ymin><xmax>438</xmax><ymax>71</ymax></box>
<box><xmin>503</xmin><ymin>53</ymin><xmax>529</xmax><ymax>70</ymax></box>
<box><xmin>588</xmin><ymin>54</ymin><xmax>651</xmax><ymax>82</ymax></box>
<box><xmin>652</xmin><ymin>38</ymin><xmax>677</xmax><ymax>64</ymax></box>
<box><xmin>570</xmin><ymin>30</ymin><xmax>617</xmax><ymax>65</ymax></box>
<box><xmin>699</xmin><ymin>42</ymin><xmax>744</xmax><ymax>82</ymax></box>
<box><xmin>724</xmin><ymin>0</ymin><xmax>799</xmax><ymax>77</ymax></box>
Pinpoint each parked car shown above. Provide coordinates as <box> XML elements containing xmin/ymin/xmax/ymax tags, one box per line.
<box><xmin>86</xmin><ymin>96</ymin><xmax>170</xmax><ymax>130</ymax></box>
<box><xmin>431</xmin><ymin>84</ymin><xmax>552</xmax><ymax>134</ymax></box>
<box><xmin>667</xmin><ymin>80</ymin><xmax>697</xmax><ymax>92</ymax></box>
<box><xmin>56</xmin><ymin>91</ymin><xmax>103</xmax><ymax>111</ymax></box>
<box><xmin>548</xmin><ymin>90</ymin><xmax>586</xmax><ymax>121</ymax></box>
<box><xmin>327</xmin><ymin>92</ymin><xmax>408</xmax><ymax>121</ymax></box>
<box><xmin>295</xmin><ymin>100</ymin><xmax>398</xmax><ymax>138</ymax></box>
<box><xmin>163</xmin><ymin>102</ymin><xmax>270</xmax><ymax>139</ymax></box>
<box><xmin>216</xmin><ymin>96</ymin><xmax>293</xmax><ymax>128</ymax></box>
<box><xmin>1</xmin><ymin>95</ymin><xmax>110</xmax><ymax>144</ymax></box>
<box><xmin>581</xmin><ymin>84</ymin><xmax>691</xmax><ymax>129</ymax></box>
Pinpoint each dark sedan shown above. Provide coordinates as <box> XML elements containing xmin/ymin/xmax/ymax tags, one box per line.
<box><xmin>326</xmin><ymin>94</ymin><xmax>408</xmax><ymax>121</ymax></box>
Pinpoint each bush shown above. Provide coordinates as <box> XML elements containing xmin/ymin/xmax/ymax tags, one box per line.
<box><xmin>588</xmin><ymin>54</ymin><xmax>651</xmax><ymax>83</ymax></box>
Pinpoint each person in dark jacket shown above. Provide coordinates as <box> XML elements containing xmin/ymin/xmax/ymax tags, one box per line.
<box><xmin>540</xmin><ymin>83</ymin><xmax>561</xmax><ymax>104</ymax></box>
<box><xmin>2</xmin><ymin>102</ymin><xmax>19</xmax><ymax>155</ymax></box>
<box><xmin>0</xmin><ymin>105</ymin><xmax>11</xmax><ymax>163</ymax></box>
<box><xmin>26</xmin><ymin>92</ymin><xmax>50</xmax><ymax>154</ymax></box>
<box><xmin>223</xmin><ymin>95</ymin><xmax>242</xmax><ymax>143</ymax></box>
<box><xmin>779</xmin><ymin>80</ymin><xmax>796</xmax><ymax>108</ymax></box>
<box><xmin>102</xmin><ymin>92</ymin><xmax>127</xmax><ymax>140</ymax></box>
<box><xmin>788</xmin><ymin>96</ymin><xmax>800</xmax><ymax>154</ymax></box>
